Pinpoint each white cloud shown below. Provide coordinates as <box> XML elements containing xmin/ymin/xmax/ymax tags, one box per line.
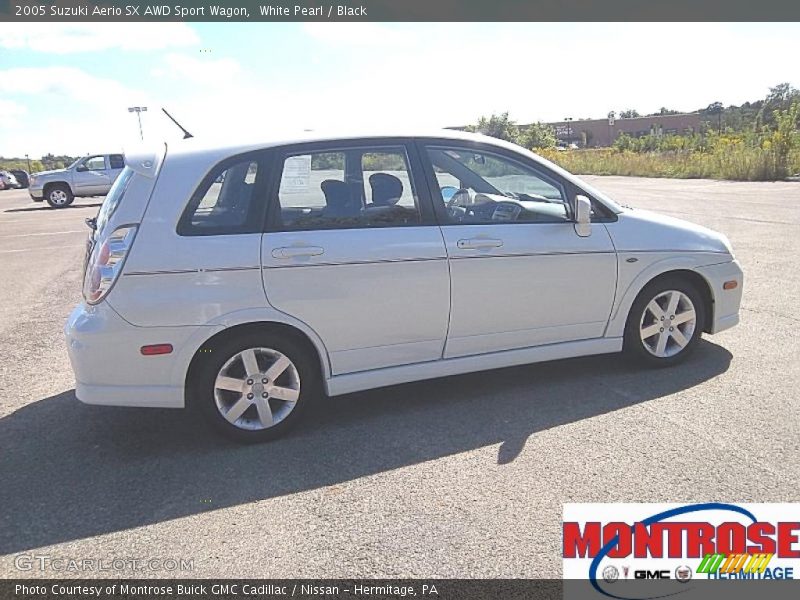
<box><xmin>0</xmin><ymin>23</ymin><xmax>198</xmax><ymax>54</ymax></box>
<box><xmin>152</xmin><ymin>53</ymin><xmax>243</xmax><ymax>85</ymax></box>
<box><xmin>301</xmin><ymin>23</ymin><xmax>409</xmax><ymax>46</ymax></box>
<box><xmin>0</xmin><ymin>66</ymin><xmax>147</xmax><ymax>108</ymax></box>
<box><xmin>0</xmin><ymin>99</ymin><xmax>28</xmax><ymax>122</ymax></box>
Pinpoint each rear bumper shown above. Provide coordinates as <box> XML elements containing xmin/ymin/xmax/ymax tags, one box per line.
<box><xmin>64</xmin><ymin>301</ymin><xmax>214</xmax><ymax>408</ymax></box>
<box><xmin>696</xmin><ymin>259</ymin><xmax>743</xmax><ymax>334</ymax></box>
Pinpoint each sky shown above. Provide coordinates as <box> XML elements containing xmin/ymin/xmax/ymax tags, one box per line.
<box><xmin>1</xmin><ymin>22</ymin><xmax>799</xmax><ymax>157</ymax></box>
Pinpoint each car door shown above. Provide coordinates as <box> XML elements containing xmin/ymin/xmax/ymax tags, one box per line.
<box><xmin>72</xmin><ymin>155</ymin><xmax>111</xmax><ymax>195</ymax></box>
<box><xmin>260</xmin><ymin>140</ymin><xmax>450</xmax><ymax>376</ymax></box>
<box><xmin>419</xmin><ymin>141</ymin><xmax>618</xmax><ymax>359</ymax></box>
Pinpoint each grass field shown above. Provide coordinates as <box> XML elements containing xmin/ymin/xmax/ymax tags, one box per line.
<box><xmin>539</xmin><ymin>147</ymin><xmax>800</xmax><ymax>181</ymax></box>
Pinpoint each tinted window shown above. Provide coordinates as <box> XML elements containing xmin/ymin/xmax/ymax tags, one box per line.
<box><xmin>109</xmin><ymin>154</ymin><xmax>125</xmax><ymax>169</ymax></box>
<box><xmin>426</xmin><ymin>147</ymin><xmax>570</xmax><ymax>224</ymax></box>
<box><xmin>84</xmin><ymin>156</ymin><xmax>106</xmax><ymax>171</ymax></box>
<box><xmin>179</xmin><ymin>159</ymin><xmax>260</xmax><ymax>235</ymax></box>
<box><xmin>273</xmin><ymin>146</ymin><xmax>421</xmax><ymax>231</ymax></box>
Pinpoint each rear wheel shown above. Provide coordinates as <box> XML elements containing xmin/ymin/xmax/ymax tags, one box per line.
<box><xmin>624</xmin><ymin>276</ymin><xmax>705</xmax><ymax>367</ymax></box>
<box><xmin>195</xmin><ymin>332</ymin><xmax>318</xmax><ymax>442</ymax></box>
<box><xmin>46</xmin><ymin>184</ymin><xmax>73</xmax><ymax>208</ymax></box>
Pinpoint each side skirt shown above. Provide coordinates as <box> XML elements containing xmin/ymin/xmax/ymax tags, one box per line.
<box><xmin>325</xmin><ymin>337</ymin><xmax>623</xmax><ymax>397</ymax></box>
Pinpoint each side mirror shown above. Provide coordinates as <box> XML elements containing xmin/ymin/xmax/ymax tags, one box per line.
<box><xmin>574</xmin><ymin>195</ymin><xmax>592</xmax><ymax>237</ymax></box>
<box><xmin>440</xmin><ymin>185</ymin><xmax>458</xmax><ymax>202</ymax></box>
<box><xmin>75</xmin><ymin>164</ymin><xmax>87</xmax><ymax>172</ymax></box>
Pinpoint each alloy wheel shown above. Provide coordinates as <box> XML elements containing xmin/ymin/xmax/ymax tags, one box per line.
<box><xmin>639</xmin><ymin>289</ymin><xmax>697</xmax><ymax>358</ymax></box>
<box><xmin>50</xmin><ymin>190</ymin><xmax>68</xmax><ymax>205</ymax></box>
<box><xmin>213</xmin><ymin>347</ymin><xmax>300</xmax><ymax>431</ymax></box>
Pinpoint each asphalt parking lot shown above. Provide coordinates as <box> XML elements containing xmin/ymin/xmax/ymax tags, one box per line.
<box><xmin>1</xmin><ymin>177</ymin><xmax>798</xmax><ymax>579</ymax></box>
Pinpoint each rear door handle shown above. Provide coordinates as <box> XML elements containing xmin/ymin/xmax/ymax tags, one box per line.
<box><xmin>271</xmin><ymin>246</ymin><xmax>324</xmax><ymax>259</ymax></box>
<box><xmin>456</xmin><ymin>238</ymin><xmax>503</xmax><ymax>250</ymax></box>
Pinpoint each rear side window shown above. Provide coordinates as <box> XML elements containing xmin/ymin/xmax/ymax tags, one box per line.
<box><xmin>109</xmin><ymin>154</ymin><xmax>125</xmax><ymax>169</ymax></box>
<box><xmin>95</xmin><ymin>167</ymin><xmax>134</xmax><ymax>234</ymax></box>
<box><xmin>272</xmin><ymin>146</ymin><xmax>422</xmax><ymax>231</ymax></box>
<box><xmin>178</xmin><ymin>158</ymin><xmax>262</xmax><ymax>236</ymax></box>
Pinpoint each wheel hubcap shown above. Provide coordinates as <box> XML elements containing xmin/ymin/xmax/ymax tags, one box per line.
<box><xmin>50</xmin><ymin>190</ymin><xmax>67</xmax><ymax>205</ymax></box>
<box><xmin>639</xmin><ymin>290</ymin><xmax>697</xmax><ymax>358</ymax></box>
<box><xmin>213</xmin><ymin>347</ymin><xmax>300</xmax><ymax>431</ymax></box>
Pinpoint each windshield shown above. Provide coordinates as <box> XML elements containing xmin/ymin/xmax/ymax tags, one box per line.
<box><xmin>67</xmin><ymin>158</ymin><xmax>83</xmax><ymax>170</ymax></box>
<box><xmin>95</xmin><ymin>167</ymin><xmax>133</xmax><ymax>234</ymax></box>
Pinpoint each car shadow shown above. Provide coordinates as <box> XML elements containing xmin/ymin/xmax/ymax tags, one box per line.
<box><xmin>4</xmin><ymin>203</ymin><xmax>103</xmax><ymax>213</ymax></box>
<box><xmin>0</xmin><ymin>341</ymin><xmax>731</xmax><ymax>554</ymax></box>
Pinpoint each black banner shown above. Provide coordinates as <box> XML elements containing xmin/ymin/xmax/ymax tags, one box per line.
<box><xmin>2</xmin><ymin>0</ymin><xmax>800</xmax><ymax>22</ymax></box>
<box><xmin>4</xmin><ymin>580</ymin><xmax>800</xmax><ymax>600</ymax></box>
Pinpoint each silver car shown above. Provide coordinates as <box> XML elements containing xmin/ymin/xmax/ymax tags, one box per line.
<box><xmin>29</xmin><ymin>154</ymin><xmax>125</xmax><ymax>208</ymax></box>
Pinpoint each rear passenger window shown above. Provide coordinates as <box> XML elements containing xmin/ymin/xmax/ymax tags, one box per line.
<box><xmin>273</xmin><ymin>147</ymin><xmax>422</xmax><ymax>231</ymax></box>
<box><xmin>179</xmin><ymin>159</ymin><xmax>260</xmax><ymax>235</ymax></box>
<box><xmin>109</xmin><ymin>154</ymin><xmax>125</xmax><ymax>169</ymax></box>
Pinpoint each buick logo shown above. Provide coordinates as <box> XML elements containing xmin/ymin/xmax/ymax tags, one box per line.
<box><xmin>602</xmin><ymin>565</ymin><xmax>619</xmax><ymax>583</ymax></box>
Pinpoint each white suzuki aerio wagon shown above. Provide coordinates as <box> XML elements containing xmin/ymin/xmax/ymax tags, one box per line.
<box><xmin>66</xmin><ymin>130</ymin><xmax>743</xmax><ymax>442</ymax></box>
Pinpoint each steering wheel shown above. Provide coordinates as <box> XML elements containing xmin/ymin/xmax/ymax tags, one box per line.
<box><xmin>447</xmin><ymin>187</ymin><xmax>470</xmax><ymax>209</ymax></box>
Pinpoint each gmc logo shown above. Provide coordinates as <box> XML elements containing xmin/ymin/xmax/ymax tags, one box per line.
<box><xmin>634</xmin><ymin>570</ymin><xmax>671</xmax><ymax>579</ymax></box>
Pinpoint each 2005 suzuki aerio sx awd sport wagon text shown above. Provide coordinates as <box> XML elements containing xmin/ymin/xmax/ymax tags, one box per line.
<box><xmin>66</xmin><ymin>130</ymin><xmax>743</xmax><ymax>442</ymax></box>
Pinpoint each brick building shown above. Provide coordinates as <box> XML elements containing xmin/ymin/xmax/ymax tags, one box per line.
<box><xmin>547</xmin><ymin>113</ymin><xmax>702</xmax><ymax>147</ymax></box>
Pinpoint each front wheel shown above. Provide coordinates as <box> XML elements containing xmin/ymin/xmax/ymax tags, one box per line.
<box><xmin>46</xmin><ymin>184</ymin><xmax>74</xmax><ymax>208</ymax></box>
<box><xmin>624</xmin><ymin>277</ymin><xmax>705</xmax><ymax>367</ymax></box>
<box><xmin>195</xmin><ymin>332</ymin><xmax>317</xmax><ymax>442</ymax></box>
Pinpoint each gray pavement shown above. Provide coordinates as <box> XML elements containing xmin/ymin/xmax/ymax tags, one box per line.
<box><xmin>0</xmin><ymin>177</ymin><xmax>798</xmax><ymax>578</ymax></box>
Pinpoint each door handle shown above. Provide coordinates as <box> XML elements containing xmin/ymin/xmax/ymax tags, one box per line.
<box><xmin>457</xmin><ymin>238</ymin><xmax>503</xmax><ymax>250</ymax></box>
<box><xmin>271</xmin><ymin>246</ymin><xmax>324</xmax><ymax>259</ymax></box>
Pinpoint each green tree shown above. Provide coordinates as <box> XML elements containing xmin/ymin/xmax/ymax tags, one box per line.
<box><xmin>465</xmin><ymin>112</ymin><xmax>519</xmax><ymax>143</ymax></box>
<box><xmin>757</xmin><ymin>83</ymin><xmax>800</xmax><ymax>128</ymax></box>
<box><xmin>619</xmin><ymin>109</ymin><xmax>640</xmax><ymax>119</ymax></box>
<box><xmin>518</xmin><ymin>122</ymin><xmax>557</xmax><ymax>149</ymax></box>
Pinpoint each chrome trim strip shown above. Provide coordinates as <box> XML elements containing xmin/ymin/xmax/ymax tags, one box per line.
<box><xmin>124</xmin><ymin>266</ymin><xmax>260</xmax><ymax>276</ymax></box>
<box><xmin>263</xmin><ymin>257</ymin><xmax>447</xmax><ymax>269</ymax></box>
<box><xmin>448</xmin><ymin>250</ymin><xmax>615</xmax><ymax>260</ymax></box>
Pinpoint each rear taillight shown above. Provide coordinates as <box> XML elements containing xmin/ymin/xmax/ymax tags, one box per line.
<box><xmin>83</xmin><ymin>225</ymin><xmax>137</xmax><ymax>304</ymax></box>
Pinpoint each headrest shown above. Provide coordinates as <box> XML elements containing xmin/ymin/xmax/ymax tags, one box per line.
<box><xmin>369</xmin><ymin>173</ymin><xmax>403</xmax><ymax>206</ymax></box>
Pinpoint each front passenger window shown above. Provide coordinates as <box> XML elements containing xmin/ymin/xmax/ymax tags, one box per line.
<box><xmin>84</xmin><ymin>156</ymin><xmax>106</xmax><ymax>171</ymax></box>
<box><xmin>427</xmin><ymin>147</ymin><xmax>570</xmax><ymax>224</ymax></box>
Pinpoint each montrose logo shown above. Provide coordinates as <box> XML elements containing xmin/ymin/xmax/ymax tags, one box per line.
<box><xmin>563</xmin><ymin>503</ymin><xmax>800</xmax><ymax>599</ymax></box>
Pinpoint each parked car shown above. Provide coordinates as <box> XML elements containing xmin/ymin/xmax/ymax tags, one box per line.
<box><xmin>65</xmin><ymin>130</ymin><xmax>743</xmax><ymax>442</ymax></box>
<box><xmin>10</xmin><ymin>169</ymin><xmax>30</xmax><ymax>188</ymax></box>
<box><xmin>0</xmin><ymin>170</ymin><xmax>20</xmax><ymax>190</ymax></box>
<box><xmin>29</xmin><ymin>153</ymin><xmax>125</xmax><ymax>208</ymax></box>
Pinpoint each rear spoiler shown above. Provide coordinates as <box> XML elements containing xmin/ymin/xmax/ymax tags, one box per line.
<box><xmin>123</xmin><ymin>142</ymin><xmax>167</xmax><ymax>179</ymax></box>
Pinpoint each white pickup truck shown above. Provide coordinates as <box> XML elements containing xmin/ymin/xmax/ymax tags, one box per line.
<box><xmin>29</xmin><ymin>154</ymin><xmax>125</xmax><ymax>208</ymax></box>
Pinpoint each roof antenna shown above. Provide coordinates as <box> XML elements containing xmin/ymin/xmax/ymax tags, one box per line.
<box><xmin>162</xmin><ymin>108</ymin><xmax>194</xmax><ymax>139</ymax></box>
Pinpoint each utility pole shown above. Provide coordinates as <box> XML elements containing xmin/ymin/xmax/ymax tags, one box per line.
<box><xmin>607</xmin><ymin>111</ymin><xmax>615</xmax><ymax>147</ymax></box>
<box><xmin>128</xmin><ymin>106</ymin><xmax>148</xmax><ymax>141</ymax></box>
<box><xmin>25</xmin><ymin>154</ymin><xmax>31</xmax><ymax>172</ymax></box>
<box><xmin>564</xmin><ymin>117</ymin><xmax>573</xmax><ymax>145</ymax></box>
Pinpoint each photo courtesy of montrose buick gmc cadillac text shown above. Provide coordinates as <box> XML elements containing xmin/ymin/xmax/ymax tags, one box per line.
<box><xmin>65</xmin><ymin>130</ymin><xmax>743</xmax><ymax>442</ymax></box>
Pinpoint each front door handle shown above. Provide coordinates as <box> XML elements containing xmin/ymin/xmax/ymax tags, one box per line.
<box><xmin>456</xmin><ymin>238</ymin><xmax>503</xmax><ymax>250</ymax></box>
<box><xmin>271</xmin><ymin>246</ymin><xmax>324</xmax><ymax>259</ymax></box>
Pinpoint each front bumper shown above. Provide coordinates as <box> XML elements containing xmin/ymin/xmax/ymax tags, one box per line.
<box><xmin>64</xmin><ymin>301</ymin><xmax>209</xmax><ymax>408</ymax></box>
<box><xmin>696</xmin><ymin>259</ymin><xmax>743</xmax><ymax>334</ymax></box>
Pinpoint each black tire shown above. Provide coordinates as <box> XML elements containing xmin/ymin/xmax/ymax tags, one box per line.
<box><xmin>194</xmin><ymin>331</ymin><xmax>318</xmax><ymax>443</ymax></box>
<box><xmin>45</xmin><ymin>184</ymin><xmax>74</xmax><ymax>208</ymax></box>
<box><xmin>624</xmin><ymin>275</ymin><xmax>706</xmax><ymax>367</ymax></box>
